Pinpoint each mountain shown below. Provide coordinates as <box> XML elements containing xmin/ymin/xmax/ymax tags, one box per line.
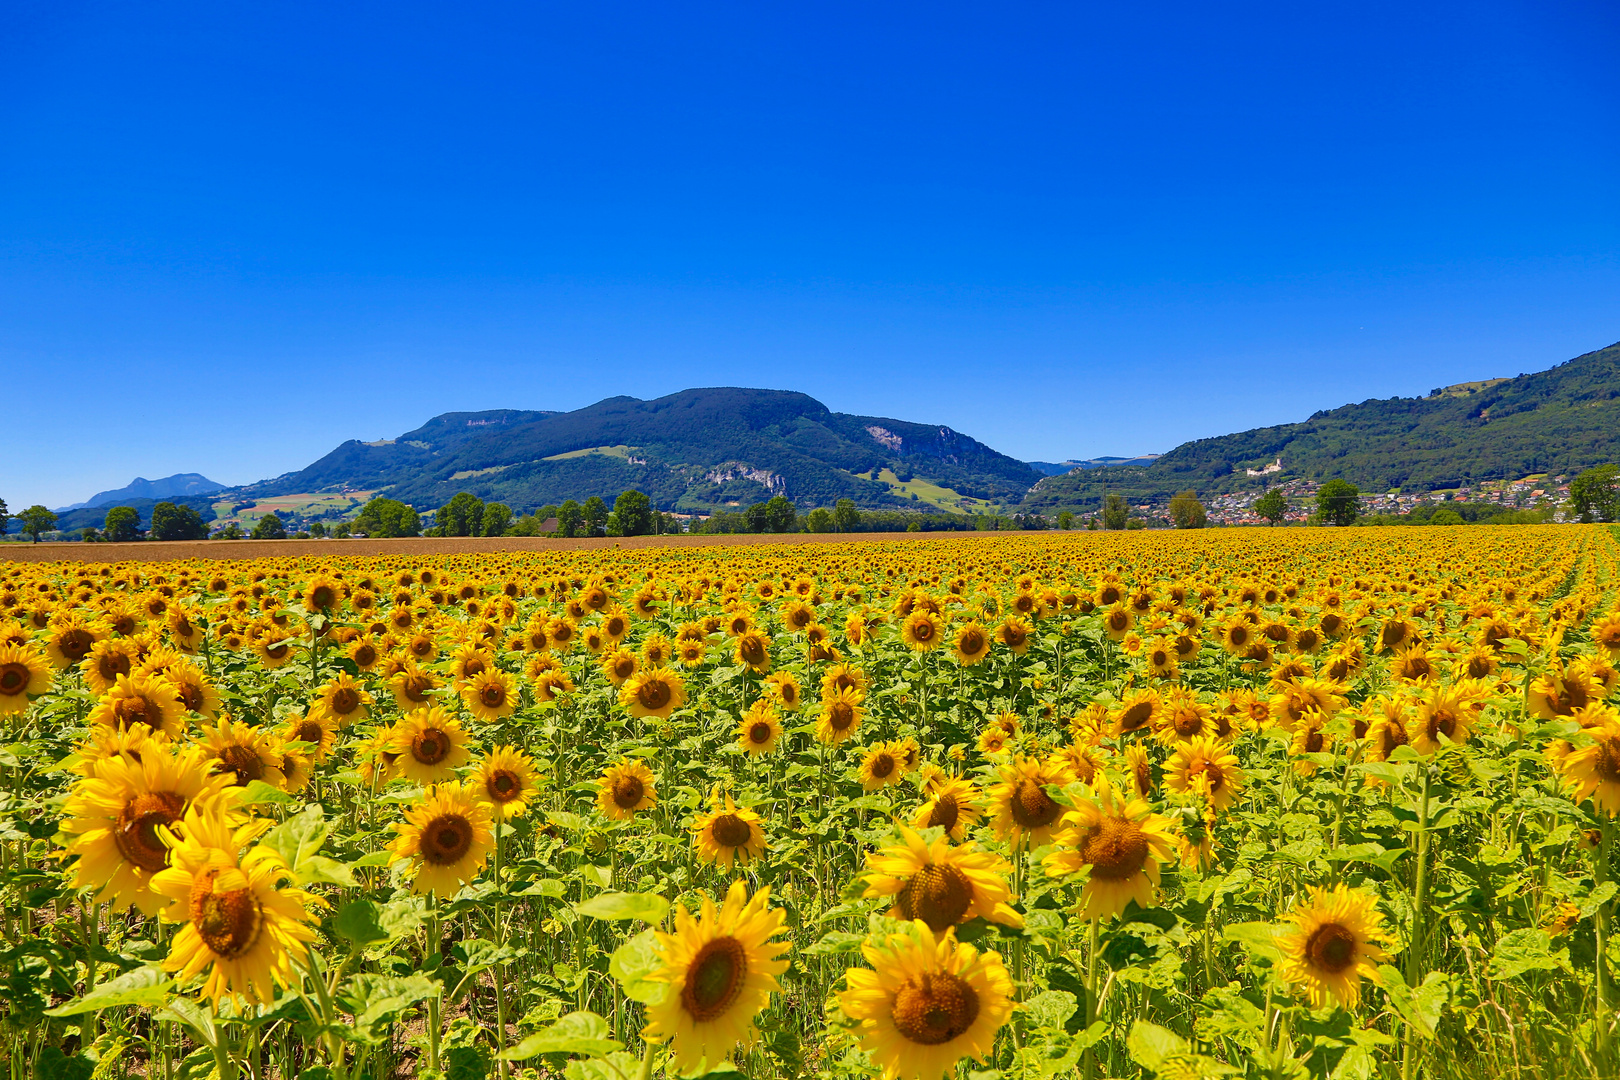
<box><xmin>1027</xmin><ymin>455</ymin><xmax>1161</xmax><ymax>476</ymax></box>
<box><xmin>56</xmin><ymin>473</ymin><xmax>226</xmax><ymax>512</ymax></box>
<box><xmin>242</xmin><ymin>388</ymin><xmax>1040</xmax><ymax>513</ymax></box>
<box><xmin>1021</xmin><ymin>340</ymin><xmax>1620</xmax><ymax>513</ymax></box>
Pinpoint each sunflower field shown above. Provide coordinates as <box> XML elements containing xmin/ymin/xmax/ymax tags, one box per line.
<box><xmin>3</xmin><ymin>526</ymin><xmax>1620</xmax><ymax>1080</ymax></box>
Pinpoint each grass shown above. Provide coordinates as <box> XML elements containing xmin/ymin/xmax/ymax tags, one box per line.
<box><xmin>863</xmin><ymin>468</ymin><xmax>1000</xmax><ymax>513</ymax></box>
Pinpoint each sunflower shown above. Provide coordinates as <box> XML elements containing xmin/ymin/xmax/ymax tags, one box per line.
<box><xmin>1593</xmin><ymin>613</ymin><xmax>1620</xmax><ymax>659</ymax></box>
<box><xmin>642</xmin><ymin>880</ymin><xmax>790</xmax><ymax>1073</ymax></box>
<box><xmin>347</xmin><ymin>636</ymin><xmax>382</xmax><ymax>671</ymax></box>
<box><xmin>280</xmin><ymin>710</ymin><xmax>338</xmax><ymax>764</ymax></box>
<box><xmin>1363</xmin><ymin>697</ymin><xmax>1414</xmax><ymax>764</ymax></box>
<box><xmin>1529</xmin><ymin>667</ymin><xmax>1601</xmax><ymax>720</ymax></box>
<box><xmin>1278</xmin><ymin>885</ymin><xmax>1395</xmax><ymax>1009</ymax></box>
<box><xmin>1123</xmin><ymin>742</ymin><xmax>1155</xmax><ymax>798</ymax></box>
<box><xmin>1111</xmin><ymin>688</ymin><xmax>1161</xmax><ymax>738</ymax></box>
<box><xmin>199</xmin><ymin>717</ymin><xmax>288</xmax><ymax>790</ymax></box>
<box><xmin>448</xmin><ymin>645</ymin><xmax>495</xmax><ymax>686</ymax></box>
<box><xmin>461</xmin><ymin>668</ymin><xmax>518</xmax><ymax>722</ymax></box>
<box><xmin>995</xmin><ymin>616</ymin><xmax>1033</xmax><ymax>654</ymax></box>
<box><xmin>816</xmin><ymin>686</ymin><xmax>867</xmax><ymax>744</ymax></box>
<box><xmin>88</xmin><ymin>673</ymin><xmax>187</xmax><ymax>739</ymax></box>
<box><xmin>1410</xmin><ymin>680</ymin><xmax>1488</xmax><ymax>755</ymax></box>
<box><xmin>1289</xmin><ymin>721</ymin><xmax>1333</xmax><ymax>776</ymax></box>
<box><xmin>899</xmin><ymin>610</ymin><xmax>946</xmax><ymax>653</ymax></box>
<box><xmin>735</xmin><ymin>702</ymin><xmax>783</xmax><ymax>757</ymax></box>
<box><xmin>81</xmin><ymin>638</ymin><xmax>140</xmax><ymax>694</ymax></box>
<box><xmin>1100</xmin><ymin>605</ymin><xmax>1134</xmax><ymax>642</ymax></box>
<box><xmin>1389</xmin><ymin>645</ymin><xmax>1438</xmax><ymax>685</ymax></box>
<box><xmin>693</xmin><ymin>794</ymin><xmax>768</xmax><ymax>869</ymax></box>
<box><xmin>253</xmin><ymin>630</ymin><xmax>299</xmax><ymax>670</ymax></box>
<box><xmin>1556</xmin><ymin>716</ymin><xmax>1620</xmax><ymax>816</ymax></box>
<box><xmin>0</xmin><ymin>642</ymin><xmax>51</xmax><ymax>715</ymax></box>
<box><xmin>1165</xmin><ymin>737</ymin><xmax>1244</xmax><ymax>811</ymax></box>
<box><xmin>597</xmin><ymin>758</ymin><xmax>658</xmax><ymax>819</ymax></box>
<box><xmin>150</xmin><ymin>806</ymin><xmax>320</xmax><ymax>1008</ymax></box>
<box><xmin>951</xmin><ymin>622</ymin><xmax>991</xmax><ymax>666</ymax></box>
<box><xmin>911</xmin><ymin>778</ymin><xmax>984</xmax><ymax>841</ymax></box>
<box><xmin>302</xmin><ymin>575</ymin><xmax>343</xmax><ymax>613</ymax></box>
<box><xmin>313</xmin><ymin>672</ymin><xmax>372</xmax><ymax>727</ymax></box>
<box><xmin>388</xmin><ymin>780</ymin><xmax>496</xmax><ymax>896</ymax></box>
<box><xmin>764</xmin><ymin>671</ymin><xmax>802</xmax><ymax>711</ymax></box>
<box><xmin>59</xmin><ymin>742</ymin><xmax>234</xmax><ymax>914</ymax></box>
<box><xmin>1043</xmin><ymin>781</ymin><xmax>1178</xmax><ymax>920</ymax></box>
<box><xmin>987</xmin><ymin>756</ymin><xmax>1074</xmax><ymax>848</ymax></box>
<box><xmin>601</xmin><ymin>648</ymin><xmax>639</xmax><ymax>686</ymax></box>
<box><xmin>474</xmin><ymin>745</ymin><xmax>542</xmax><ymax>821</ymax></box>
<box><xmin>859</xmin><ymin>743</ymin><xmax>906</xmax><ymax>790</ymax></box>
<box><xmin>839</xmin><ymin>922</ymin><xmax>1013</xmax><ymax>1080</ymax></box>
<box><xmin>1155</xmin><ymin>692</ymin><xmax>1216</xmax><ymax>745</ymax></box>
<box><xmin>620</xmin><ymin>668</ymin><xmax>686</xmax><ymax>720</ymax></box>
<box><xmin>862</xmin><ymin>826</ymin><xmax>1021</xmax><ymax>931</ymax></box>
<box><xmin>822</xmin><ymin>662</ymin><xmax>869</xmax><ymax>696</ymax></box>
<box><xmin>734</xmin><ymin>630</ymin><xmax>772</xmax><ymax>673</ymax></box>
<box><xmin>385</xmin><ymin>706</ymin><xmax>473</xmax><ymax>784</ymax></box>
<box><xmin>71</xmin><ymin>724</ymin><xmax>168</xmax><ymax>776</ymax></box>
<box><xmin>46</xmin><ymin>614</ymin><xmax>103</xmax><ymax>669</ymax></box>
<box><xmin>387</xmin><ymin>660</ymin><xmax>440</xmax><ymax>710</ymax></box>
<box><xmin>157</xmin><ymin>659</ymin><xmax>222</xmax><ymax>720</ymax></box>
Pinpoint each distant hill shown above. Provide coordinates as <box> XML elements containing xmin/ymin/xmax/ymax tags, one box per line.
<box><xmin>1022</xmin><ymin>341</ymin><xmax>1620</xmax><ymax>513</ymax></box>
<box><xmin>1027</xmin><ymin>455</ymin><xmax>1161</xmax><ymax>476</ymax></box>
<box><xmin>242</xmin><ymin>388</ymin><xmax>1040</xmax><ymax>514</ymax></box>
<box><xmin>56</xmin><ymin>473</ymin><xmax>225</xmax><ymax>512</ymax></box>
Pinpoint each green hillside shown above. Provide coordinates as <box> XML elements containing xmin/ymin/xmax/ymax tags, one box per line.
<box><xmin>242</xmin><ymin>388</ymin><xmax>1038</xmax><ymax>514</ymax></box>
<box><xmin>1023</xmin><ymin>340</ymin><xmax>1620</xmax><ymax>513</ymax></box>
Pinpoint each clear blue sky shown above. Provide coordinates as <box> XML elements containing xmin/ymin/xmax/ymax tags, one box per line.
<box><xmin>4</xmin><ymin>1</ymin><xmax>1617</xmax><ymax>508</ymax></box>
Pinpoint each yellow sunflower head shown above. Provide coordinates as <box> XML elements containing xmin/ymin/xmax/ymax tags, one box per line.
<box><xmin>619</xmin><ymin>668</ymin><xmax>686</xmax><ymax>720</ymax></box>
<box><xmin>597</xmin><ymin>758</ymin><xmax>657</xmax><ymax>820</ymax></box>
<box><xmin>388</xmin><ymin>780</ymin><xmax>495</xmax><ymax>897</ymax></box>
<box><xmin>863</xmin><ymin>825</ymin><xmax>1021</xmax><ymax>931</ymax></box>
<box><xmin>383</xmin><ymin>706</ymin><xmax>473</xmax><ymax>784</ymax></box>
<box><xmin>1278</xmin><ymin>884</ymin><xmax>1395</xmax><ymax>1009</ymax></box>
<box><xmin>474</xmin><ymin>745</ymin><xmax>541</xmax><ymax>821</ymax></box>
<box><xmin>692</xmin><ymin>794</ymin><xmax>767</xmax><ymax>869</ymax></box>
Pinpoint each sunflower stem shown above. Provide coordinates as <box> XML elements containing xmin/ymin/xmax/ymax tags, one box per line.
<box><xmin>1401</xmin><ymin>761</ymin><xmax>1432</xmax><ymax>1080</ymax></box>
<box><xmin>428</xmin><ymin>895</ymin><xmax>443</xmax><ymax>1075</ymax></box>
<box><xmin>1598</xmin><ymin>815</ymin><xmax>1613</xmax><ymax>1059</ymax></box>
<box><xmin>1083</xmin><ymin>916</ymin><xmax>1100</xmax><ymax>1080</ymax></box>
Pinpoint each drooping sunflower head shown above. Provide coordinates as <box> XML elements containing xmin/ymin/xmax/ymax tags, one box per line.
<box><xmin>200</xmin><ymin>717</ymin><xmax>288</xmax><ymax>789</ymax></box>
<box><xmin>988</xmin><ymin>756</ymin><xmax>1074</xmax><ymax>848</ymax></box>
<box><xmin>910</xmin><ymin>778</ymin><xmax>984</xmax><ymax>840</ymax></box>
<box><xmin>838</xmin><ymin>921</ymin><xmax>1014</xmax><ymax>1080</ymax></box>
<box><xmin>388</xmin><ymin>780</ymin><xmax>496</xmax><ymax>897</ymax></box>
<box><xmin>734</xmin><ymin>630</ymin><xmax>772</xmax><ymax>673</ymax></box>
<box><xmin>597</xmin><ymin>758</ymin><xmax>657</xmax><ymax>820</ymax></box>
<box><xmin>1111</xmin><ymin>689</ymin><xmax>1161</xmax><ymax>738</ymax></box>
<box><xmin>863</xmin><ymin>825</ymin><xmax>1021</xmax><ymax>932</ymax></box>
<box><xmin>1279</xmin><ymin>885</ymin><xmax>1394</xmax><ymax>1009</ymax></box>
<box><xmin>280</xmin><ymin>710</ymin><xmax>337</xmax><ymax>764</ymax></box>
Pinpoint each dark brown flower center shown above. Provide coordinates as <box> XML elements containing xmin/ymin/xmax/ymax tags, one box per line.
<box><xmin>1010</xmin><ymin>778</ymin><xmax>1061</xmax><ymax>830</ymax></box>
<box><xmin>114</xmin><ymin>695</ymin><xmax>162</xmax><ymax>731</ymax></box>
<box><xmin>57</xmin><ymin>629</ymin><xmax>95</xmax><ymax>663</ymax></box>
<box><xmin>412</xmin><ymin>728</ymin><xmax>451</xmax><ymax>764</ymax></box>
<box><xmin>612</xmin><ymin>775</ymin><xmax>645</xmax><ymax>809</ymax></box>
<box><xmin>190</xmin><ymin>868</ymin><xmax>264</xmax><ymax>959</ymax></box>
<box><xmin>488</xmin><ymin>769</ymin><xmax>522</xmax><ymax>801</ymax></box>
<box><xmin>294</xmin><ymin>720</ymin><xmax>324</xmax><ymax>745</ymax></box>
<box><xmin>1305</xmin><ymin>922</ymin><xmax>1358</xmax><ymax>974</ymax></box>
<box><xmin>681</xmin><ymin>936</ymin><xmax>747</xmax><ymax>1022</ymax></box>
<box><xmin>926</xmin><ymin>793</ymin><xmax>961</xmax><ymax>832</ymax></box>
<box><xmin>637</xmin><ymin>679</ymin><xmax>672</xmax><ymax>710</ymax></box>
<box><xmin>895</xmin><ymin>863</ymin><xmax>973</xmax><ymax>931</ymax></box>
<box><xmin>748</xmin><ymin>721</ymin><xmax>773</xmax><ymax>745</ymax></box>
<box><xmin>97</xmin><ymin>652</ymin><xmax>132</xmax><ymax>683</ymax></box>
<box><xmin>115</xmin><ymin>791</ymin><xmax>186</xmax><ymax>872</ymax></box>
<box><xmin>422</xmin><ymin>813</ymin><xmax>473</xmax><ymax>865</ymax></box>
<box><xmin>710</xmin><ymin>813</ymin><xmax>753</xmax><ymax>848</ymax></box>
<box><xmin>1118</xmin><ymin>702</ymin><xmax>1153</xmax><ymax>732</ymax></box>
<box><xmin>1081</xmin><ymin>817</ymin><xmax>1149</xmax><ymax>880</ymax></box>
<box><xmin>892</xmin><ymin>972</ymin><xmax>980</xmax><ymax>1046</ymax></box>
<box><xmin>216</xmin><ymin>744</ymin><xmax>264</xmax><ymax>784</ymax></box>
<box><xmin>828</xmin><ymin>702</ymin><xmax>855</xmax><ymax>731</ymax></box>
<box><xmin>479</xmin><ymin>684</ymin><xmax>506</xmax><ymax>708</ymax></box>
<box><xmin>0</xmin><ymin>663</ymin><xmax>27</xmax><ymax>695</ymax></box>
<box><xmin>958</xmin><ymin>630</ymin><xmax>986</xmax><ymax>656</ymax></box>
<box><xmin>739</xmin><ymin>637</ymin><xmax>767</xmax><ymax>667</ymax></box>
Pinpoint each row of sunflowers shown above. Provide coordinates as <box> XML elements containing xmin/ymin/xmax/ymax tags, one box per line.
<box><xmin>1</xmin><ymin>525</ymin><xmax>1619</xmax><ymax>1080</ymax></box>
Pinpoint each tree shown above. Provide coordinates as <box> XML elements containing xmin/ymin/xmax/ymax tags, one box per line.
<box><xmin>582</xmin><ymin>496</ymin><xmax>609</xmax><ymax>537</ymax></box>
<box><xmin>0</xmin><ymin>497</ymin><xmax>9</xmax><ymax>537</ymax></box>
<box><xmin>19</xmin><ymin>505</ymin><xmax>57</xmax><ymax>543</ymax></box>
<box><xmin>438</xmin><ymin>492</ymin><xmax>486</xmax><ymax>537</ymax></box>
<box><xmin>1430</xmin><ymin>507</ymin><xmax>1465</xmax><ymax>525</ymax></box>
<box><xmin>308</xmin><ymin>522</ymin><xmax>328</xmax><ymax>538</ymax></box>
<box><xmin>251</xmin><ymin>513</ymin><xmax>287</xmax><ymax>540</ymax></box>
<box><xmin>557</xmin><ymin>500</ymin><xmax>584</xmax><ymax>538</ymax></box>
<box><xmin>612</xmin><ymin>490</ymin><xmax>654</xmax><ymax>537</ymax></box>
<box><xmin>481</xmin><ymin>502</ymin><xmax>514</xmax><ymax>537</ymax></box>
<box><xmin>150</xmin><ymin>501</ymin><xmax>208</xmax><ymax>541</ymax></box>
<box><xmin>1056</xmin><ymin>510</ymin><xmax>1075</xmax><ymax>530</ymax></box>
<box><xmin>762</xmin><ymin>495</ymin><xmax>798</xmax><ymax>533</ymax></box>
<box><xmin>80</xmin><ymin>527</ymin><xmax>102</xmax><ymax>542</ymax></box>
<box><xmin>1254</xmin><ymin>488</ymin><xmax>1287</xmax><ymax>525</ymax></box>
<box><xmin>507</xmin><ymin>514</ymin><xmax>541</xmax><ymax>537</ymax></box>
<box><xmin>1316</xmin><ymin>479</ymin><xmax>1361</xmax><ymax>526</ymax></box>
<box><xmin>833</xmin><ymin>498</ymin><xmax>861</xmax><ymax>532</ymax></box>
<box><xmin>1169</xmin><ymin>491</ymin><xmax>1208</xmax><ymax>529</ymax></box>
<box><xmin>806</xmin><ymin>507</ymin><xmax>833</xmax><ymax>532</ymax></box>
<box><xmin>353</xmin><ymin>497</ymin><xmax>421</xmax><ymax>538</ymax></box>
<box><xmin>1102</xmin><ymin>494</ymin><xmax>1128</xmax><ymax>531</ymax></box>
<box><xmin>1569</xmin><ymin>464</ymin><xmax>1619</xmax><ymax>523</ymax></box>
<box><xmin>104</xmin><ymin>506</ymin><xmax>142</xmax><ymax>542</ymax></box>
<box><xmin>216</xmin><ymin>522</ymin><xmax>245</xmax><ymax>540</ymax></box>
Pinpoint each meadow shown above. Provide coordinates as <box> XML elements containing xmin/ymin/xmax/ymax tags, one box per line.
<box><xmin>2</xmin><ymin>526</ymin><xmax>1619</xmax><ymax>1080</ymax></box>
